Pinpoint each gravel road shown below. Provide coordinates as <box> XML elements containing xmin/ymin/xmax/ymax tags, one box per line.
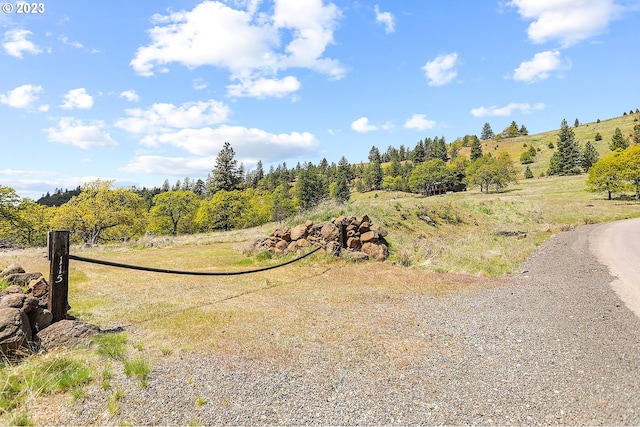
<box><xmin>45</xmin><ymin>223</ymin><xmax>640</xmax><ymax>425</ymax></box>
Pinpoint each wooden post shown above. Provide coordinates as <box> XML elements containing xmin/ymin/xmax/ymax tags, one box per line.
<box><xmin>48</xmin><ymin>230</ymin><xmax>70</xmax><ymax>323</ymax></box>
<box><xmin>339</xmin><ymin>219</ymin><xmax>347</xmax><ymax>248</ymax></box>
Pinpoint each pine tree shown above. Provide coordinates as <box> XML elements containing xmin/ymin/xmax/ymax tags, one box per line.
<box><xmin>519</xmin><ymin>125</ymin><xmax>529</xmax><ymax>136</ymax></box>
<box><xmin>208</xmin><ymin>142</ymin><xmax>243</xmax><ymax>195</ymax></box>
<box><xmin>470</xmin><ymin>137</ymin><xmax>483</xmax><ymax>161</ymax></box>
<box><xmin>434</xmin><ymin>136</ymin><xmax>448</xmax><ymax>161</ymax></box>
<box><xmin>524</xmin><ymin>166</ymin><xmax>533</xmax><ymax>179</ymax></box>
<box><xmin>368</xmin><ymin>146</ymin><xmax>381</xmax><ymax>163</ymax></box>
<box><xmin>481</xmin><ymin>123</ymin><xmax>494</xmax><ymax>140</ymax></box>
<box><xmin>547</xmin><ymin>119</ymin><xmax>583</xmax><ymax>175</ymax></box>
<box><xmin>412</xmin><ymin>140</ymin><xmax>425</xmax><ymax>164</ymax></box>
<box><xmin>609</xmin><ymin>127</ymin><xmax>629</xmax><ymax>151</ymax></box>
<box><xmin>581</xmin><ymin>141</ymin><xmax>600</xmax><ymax>172</ymax></box>
<box><xmin>631</xmin><ymin>124</ymin><xmax>640</xmax><ymax>145</ymax></box>
<box><xmin>332</xmin><ymin>175</ymin><xmax>350</xmax><ymax>203</ymax></box>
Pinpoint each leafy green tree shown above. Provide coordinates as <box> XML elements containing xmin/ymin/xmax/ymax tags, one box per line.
<box><xmin>52</xmin><ymin>180</ymin><xmax>148</xmax><ymax>245</ymax></box>
<box><xmin>465</xmin><ymin>153</ymin><xmax>517</xmax><ymax>193</ymax></box>
<box><xmin>13</xmin><ymin>199</ymin><xmax>51</xmax><ymax>246</ymax></box>
<box><xmin>148</xmin><ymin>190</ymin><xmax>200</xmax><ymax>236</ymax></box>
<box><xmin>481</xmin><ymin>123</ymin><xmax>494</xmax><ymax>140</ymax></box>
<box><xmin>408</xmin><ymin>159</ymin><xmax>454</xmax><ymax>195</ymax></box>
<box><xmin>587</xmin><ymin>150</ymin><xmax>625</xmax><ymax>200</ymax></box>
<box><xmin>194</xmin><ymin>190</ymin><xmax>245</xmax><ymax>231</ymax></box>
<box><xmin>524</xmin><ymin>166</ymin><xmax>534</xmax><ymax>179</ymax></box>
<box><xmin>547</xmin><ymin>119</ymin><xmax>583</xmax><ymax>175</ymax></box>
<box><xmin>520</xmin><ymin>151</ymin><xmax>534</xmax><ymax>164</ymax></box>
<box><xmin>609</xmin><ymin>127</ymin><xmax>629</xmax><ymax>151</ymax></box>
<box><xmin>581</xmin><ymin>141</ymin><xmax>600</xmax><ymax>172</ymax></box>
<box><xmin>0</xmin><ymin>185</ymin><xmax>20</xmax><ymax>225</ymax></box>
<box><xmin>620</xmin><ymin>145</ymin><xmax>640</xmax><ymax>199</ymax></box>
<box><xmin>502</xmin><ymin>121</ymin><xmax>520</xmax><ymax>138</ymax></box>
<box><xmin>470</xmin><ymin>137</ymin><xmax>483</xmax><ymax>161</ymax></box>
<box><xmin>270</xmin><ymin>184</ymin><xmax>297</xmax><ymax>221</ymax></box>
<box><xmin>207</xmin><ymin>142</ymin><xmax>243</xmax><ymax>195</ymax></box>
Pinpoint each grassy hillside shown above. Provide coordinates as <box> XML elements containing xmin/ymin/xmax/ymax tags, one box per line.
<box><xmin>459</xmin><ymin>112</ymin><xmax>640</xmax><ymax>177</ymax></box>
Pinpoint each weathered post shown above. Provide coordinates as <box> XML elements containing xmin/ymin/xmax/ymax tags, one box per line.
<box><xmin>48</xmin><ymin>230</ymin><xmax>70</xmax><ymax>323</ymax></box>
<box><xmin>339</xmin><ymin>219</ymin><xmax>348</xmax><ymax>248</ymax></box>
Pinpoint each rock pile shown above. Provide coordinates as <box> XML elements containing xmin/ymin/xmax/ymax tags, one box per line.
<box><xmin>254</xmin><ymin>214</ymin><xmax>390</xmax><ymax>261</ymax></box>
<box><xmin>0</xmin><ymin>264</ymin><xmax>53</xmax><ymax>354</ymax></box>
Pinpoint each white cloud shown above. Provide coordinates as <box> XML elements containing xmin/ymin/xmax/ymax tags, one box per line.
<box><xmin>351</xmin><ymin>116</ymin><xmax>392</xmax><ymax>133</ymax></box>
<box><xmin>115</xmin><ymin>100</ymin><xmax>231</xmax><ymax>134</ymax></box>
<box><xmin>470</xmin><ymin>102</ymin><xmax>545</xmax><ymax>117</ymax></box>
<box><xmin>46</xmin><ymin>117</ymin><xmax>117</xmax><ymax>149</ymax></box>
<box><xmin>423</xmin><ymin>52</ymin><xmax>459</xmax><ymax>86</ymax></box>
<box><xmin>119</xmin><ymin>90</ymin><xmax>140</xmax><ymax>103</ymax></box>
<box><xmin>122</xmin><ymin>155</ymin><xmax>215</xmax><ymax>175</ymax></box>
<box><xmin>0</xmin><ymin>84</ymin><xmax>43</xmax><ymax>108</ymax></box>
<box><xmin>59</xmin><ymin>34</ymin><xmax>84</xmax><ymax>49</ymax></box>
<box><xmin>192</xmin><ymin>78</ymin><xmax>208</xmax><ymax>90</ymax></box>
<box><xmin>508</xmin><ymin>0</ymin><xmax>623</xmax><ymax>47</ymax></box>
<box><xmin>138</xmin><ymin>125</ymin><xmax>319</xmax><ymax>161</ymax></box>
<box><xmin>2</xmin><ymin>29</ymin><xmax>42</xmax><ymax>58</ymax></box>
<box><xmin>374</xmin><ymin>5</ymin><xmax>395</xmax><ymax>34</ymax></box>
<box><xmin>61</xmin><ymin>88</ymin><xmax>94</xmax><ymax>110</ymax></box>
<box><xmin>513</xmin><ymin>50</ymin><xmax>571</xmax><ymax>83</ymax></box>
<box><xmin>130</xmin><ymin>0</ymin><xmax>345</xmax><ymax>98</ymax></box>
<box><xmin>226</xmin><ymin>75</ymin><xmax>301</xmax><ymax>98</ymax></box>
<box><xmin>404</xmin><ymin>114</ymin><xmax>437</xmax><ymax>131</ymax></box>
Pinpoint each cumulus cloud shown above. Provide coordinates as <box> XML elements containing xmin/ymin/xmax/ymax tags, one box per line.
<box><xmin>404</xmin><ymin>114</ymin><xmax>437</xmax><ymax>131</ymax></box>
<box><xmin>46</xmin><ymin>117</ymin><xmax>117</xmax><ymax>149</ymax></box>
<box><xmin>119</xmin><ymin>90</ymin><xmax>140</xmax><ymax>103</ymax></box>
<box><xmin>513</xmin><ymin>50</ymin><xmax>571</xmax><ymax>83</ymax></box>
<box><xmin>470</xmin><ymin>102</ymin><xmax>545</xmax><ymax>117</ymax></box>
<box><xmin>115</xmin><ymin>100</ymin><xmax>231</xmax><ymax>134</ymax></box>
<box><xmin>423</xmin><ymin>53</ymin><xmax>459</xmax><ymax>86</ymax></box>
<box><xmin>508</xmin><ymin>0</ymin><xmax>623</xmax><ymax>48</ymax></box>
<box><xmin>138</xmin><ymin>125</ymin><xmax>319</xmax><ymax>162</ymax></box>
<box><xmin>61</xmin><ymin>88</ymin><xmax>94</xmax><ymax>110</ymax></box>
<box><xmin>374</xmin><ymin>5</ymin><xmax>395</xmax><ymax>34</ymax></box>
<box><xmin>130</xmin><ymin>0</ymin><xmax>345</xmax><ymax>98</ymax></box>
<box><xmin>226</xmin><ymin>75</ymin><xmax>301</xmax><ymax>98</ymax></box>
<box><xmin>2</xmin><ymin>29</ymin><xmax>42</xmax><ymax>58</ymax></box>
<box><xmin>351</xmin><ymin>116</ymin><xmax>393</xmax><ymax>133</ymax></box>
<box><xmin>0</xmin><ymin>84</ymin><xmax>43</xmax><ymax>108</ymax></box>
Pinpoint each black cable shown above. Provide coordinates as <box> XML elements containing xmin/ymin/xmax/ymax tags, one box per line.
<box><xmin>68</xmin><ymin>245</ymin><xmax>323</xmax><ymax>276</ymax></box>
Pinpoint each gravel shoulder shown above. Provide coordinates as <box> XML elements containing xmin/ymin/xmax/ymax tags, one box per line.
<box><xmin>40</xmin><ymin>224</ymin><xmax>640</xmax><ymax>425</ymax></box>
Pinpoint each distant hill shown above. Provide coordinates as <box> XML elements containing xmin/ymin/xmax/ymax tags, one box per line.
<box><xmin>458</xmin><ymin>112</ymin><xmax>640</xmax><ymax>178</ymax></box>
<box><xmin>36</xmin><ymin>186</ymin><xmax>82</xmax><ymax>206</ymax></box>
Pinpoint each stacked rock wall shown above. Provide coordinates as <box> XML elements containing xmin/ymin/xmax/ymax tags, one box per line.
<box><xmin>254</xmin><ymin>214</ymin><xmax>390</xmax><ymax>261</ymax></box>
<box><xmin>0</xmin><ymin>264</ymin><xmax>53</xmax><ymax>354</ymax></box>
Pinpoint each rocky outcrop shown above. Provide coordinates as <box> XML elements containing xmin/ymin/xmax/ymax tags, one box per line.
<box><xmin>254</xmin><ymin>214</ymin><xmax>390</xmax><ymax>261</ymax></box>
<box><xmin>0</xmin><ymin>264</ymin><xmax>53</xmax><ymax>355</ymax></box>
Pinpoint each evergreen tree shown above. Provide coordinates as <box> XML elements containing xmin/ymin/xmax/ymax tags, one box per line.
<box><xmin>296</xmin><ymin>163</ymin><xmax>328</xmax><ymax>210</ymax></box>
<box><xmin>368</xmin><ymin>146</ymin><xmax>381</xmax><ymax>163</ymax></box>
<box><xmin>524</xmin><ymin>166</ymin><xmax>534</xmax><ymax>179</ymax></box>
<box><xmin>337</xmin><ymin>156</ymin><xmax>354</xmax><ymax>181</ymax></box>
<box><xmin>412</xmin><ymin>140</ymin><xmax>425</xmax><ymax>164</ymax></box>
<box><xmin>581</xmin><ymin>141</ymin><xmax>600</xmax><ymax>172</ymax></box>
<box><xmin>502</xmin><ymin>121</ymin><xmax>520</xmax><ymax>138</ymax></box>
<box><xmin>574</xmin><ymin>118</ymin><xmax>580</xmax><ymax>127</ymax></box>
<box><xmin>481</xmin><ymin>123</ymin><xmax>494</xmax><ymax>140</ymax></box>
<box><xmin>631</xmin><ymin>124</ymin><xmax>640</xmax><ymax>145</ymax></box>
<box><xmin>609</xmin><ymin>127</ymin><xmax>629</xmax><ymax>151</ymax></box>
<box><xmin>547</xmin><ymin>119</ymin><xmax>583</xmax><ymax>175</ymax></box>
<box><xmin>208</xmin><ymin>142</ymin><xmax>243</xmax><ymax>195</ymax></box>
<box><xmin>470</xmin><ymin>137</ymin><xmax>483</xmax><ymax>161</ymax></box>
<box><xmin>434</xmin><ymin>136</ymin><xmax>448</xmax><ymax>161</ymax></box>
<box><xmin>519</xmin><ymin>125</ymin><xmax>528</xmax><ymax>136</ymax></box>
<box><xmin>161</xmin><ymin>179</ymin><xmax>170</xmax><ymax>192</ymax></box>
<box><xmin>332</xmin><ymin>175</ymin><xmax>350</xmax><ymax>203</ymax></box>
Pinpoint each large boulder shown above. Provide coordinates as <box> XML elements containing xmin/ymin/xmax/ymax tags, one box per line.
<box><xmin>290</xmin><ymin>224</ymin><xmax>308</xmax><ymax>241</ymax></box>
<box><xmin>4</xmin><ymin>272</ymin><xmax>43</xmax><ymax>288</ymax></box>
<box><xmin>362</xmin><ymin>242</ymin><xmax>389</xmax><ymax>261</ymax></box>
<box><xmin>320</xmin><ymin>222</ymin><xmax>339</xmax><ymax>240</ymax></box>
<box><xmin>37</xmin><ymin>320</ymin><xmax>100</xmax><ymax>351</ymax></box>
<box><xmin>0</xmin><ymin>307</ymin><xmax>29</xmax><ymax>354</ymax></box>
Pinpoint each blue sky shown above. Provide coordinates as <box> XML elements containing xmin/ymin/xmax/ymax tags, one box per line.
<box><xmin>2</xmin><ymin>0</ymin><xmax>639</xmax><ymax>199</ymax></box>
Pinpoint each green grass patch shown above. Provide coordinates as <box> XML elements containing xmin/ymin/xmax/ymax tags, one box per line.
<box><xmin>93</xmin><ymin>333</ymin><xmax>127</xmax><ymax>360</ymax></box>
<box><xmin>123</xmin><ymin>357</ymin><xmax>151</xmax><ymax>387</ymax></box>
